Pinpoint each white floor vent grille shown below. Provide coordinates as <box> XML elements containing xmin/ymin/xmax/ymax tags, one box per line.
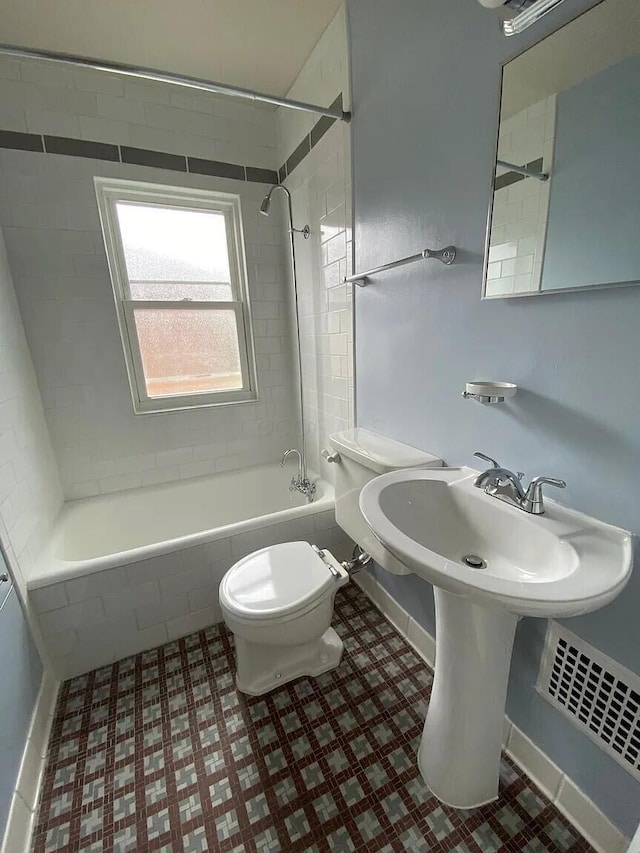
<box><xmin>537</xmin><ymin>622</ymin><xmax>640</xmax><ymax>781</ymax></box>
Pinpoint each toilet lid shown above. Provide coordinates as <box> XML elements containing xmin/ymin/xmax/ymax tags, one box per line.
<box><xmin>220</xmin><ymin>541</ymin><xmax>335</xmax><ymax>620</ymax></box>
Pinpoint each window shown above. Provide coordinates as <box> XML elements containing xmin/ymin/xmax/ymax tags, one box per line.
<box><xmin>95</xmin><ymin>178</ymin><xmax>258</xmax><ymax>413</ymax></box>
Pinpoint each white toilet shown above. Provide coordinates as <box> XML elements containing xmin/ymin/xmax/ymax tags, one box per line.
<box><xmin>219</xmin><ymin>428</ymin><xmax>442</xmax><ymax>695</ymax></box>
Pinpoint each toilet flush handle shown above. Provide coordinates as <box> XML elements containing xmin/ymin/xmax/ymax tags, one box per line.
<box><xmin>321</xmin><ymin>449</ymin><xmax>341</xmax><ymax>464</ymax></box>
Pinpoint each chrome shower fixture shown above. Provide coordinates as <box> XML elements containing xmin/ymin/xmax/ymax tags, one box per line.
<box><xmin>260</xmin><ymin>186</ymin><xmax>310</xmax><ymax>238</ymax></box>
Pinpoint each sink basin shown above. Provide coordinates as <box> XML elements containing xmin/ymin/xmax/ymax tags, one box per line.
<box><xmin>361</xmin><ymin>467</ymin><xmax>632</xmax><ymax>618</ymax></box>
<box><xmin>359</xmin><ymin>466</ymin><xmax>633</xmax><ymax>809</ymax></box>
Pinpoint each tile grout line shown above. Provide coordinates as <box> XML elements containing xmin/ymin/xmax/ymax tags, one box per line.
<box><xmin>29</xmin><ymin>586</ymin><xmax>603</xmax><ymax>851</ymax></box>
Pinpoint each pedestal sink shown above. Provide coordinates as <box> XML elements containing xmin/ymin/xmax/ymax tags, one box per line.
<box><xmin>360</xmin><ymin>467</ymin><xmax>633</xmax><ymax>809</ymax></box>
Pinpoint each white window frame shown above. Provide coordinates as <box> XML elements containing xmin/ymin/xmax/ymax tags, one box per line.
<box><xmin>94</xmin><ymin>177</ymin><xmax>258</xmax><ymax>414</ymax></box>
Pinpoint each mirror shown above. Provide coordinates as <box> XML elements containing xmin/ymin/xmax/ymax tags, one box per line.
<box><xmin>484</xmin><ymin>0</ymin><xmax>640</xmax><ymax>298</ymax></box>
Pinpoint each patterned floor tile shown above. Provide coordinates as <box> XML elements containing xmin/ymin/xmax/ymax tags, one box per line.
<box><xmin>33</xmin><ymin>584</ymin><xmax>596</xmax><ymax>852</ymax></box>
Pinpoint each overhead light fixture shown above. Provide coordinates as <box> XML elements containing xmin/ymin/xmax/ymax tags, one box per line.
<box><xmin>477</xmin><ymin>0</ymin><xmax>568</xmax><ymax>35</ymax></box>
<box><xmin>502</xmin><ymin>0</ymin><xmax>568</xmax><ymax>35</ymax></box>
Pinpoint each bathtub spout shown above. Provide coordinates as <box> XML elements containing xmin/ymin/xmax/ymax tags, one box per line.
<box><xmin>281</xmin><ymin>449</ymin><xmax>316</xmax><ymax>503</ymax></box>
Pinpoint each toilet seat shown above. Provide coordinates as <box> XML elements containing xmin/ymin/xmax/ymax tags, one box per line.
<box><xmin>219</xmin><ymin>541</ymin><xmax>337</xmax><ymax>622</ymax></box>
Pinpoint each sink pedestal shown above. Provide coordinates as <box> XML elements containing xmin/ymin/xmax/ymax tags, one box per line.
<box><xmin>418</xmin><ymin>588</ymin><xmax>518</xmax><ymax>808</ymax></box>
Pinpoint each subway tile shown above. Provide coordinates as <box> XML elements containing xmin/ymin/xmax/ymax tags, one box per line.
<box><xmin>64</xmin><ymin>565</ymin><xmax>128</xmax><ymax>603</ymax></box>
<box><xmin>245</xmin><ymin>166</ymin><xmax>278</xmax><ymax>184</ymax></box>
<box><xmin>75</xmin><ymin>611</ymin><xmax>138</xmax><ymax>647</ymax></box>
<box><xmin>120</xmin><ymin>145</ymin><xmax>186</xmax><ymax>171</ymax></box>
<box><xmin>97</xmin><ymin>92</ymin><xmax>146</xmax><ymax>124</ymax></box>
<box><xmin>144</xmin><ymin>101</ymin><xmax>190</xmax><ymax>132</ymax></box>
<box><xmin>0</xmin><ymin>129</ymin><xmax>44</xmax><ymax>152</ymax></box>
<box><xmin>286</xmin><ymin>135</ymin><xmax>311</xmax><ymax>176</ymax></box>
<box><xmin>126</xmin><ymin>552</ymin><xmax>181</xmax><ymax>586</ymax></box>
<box><xmin>0</xmin><ymin>103</ymin><xmax>28</xmax><ymax>133</ymax></box>
<box><xmin>25</xmin><ymin>110</ymin><xmax>80</xmax><ymax>138</ymax></box>
<box><xmin>98</xmin><ymin>472</ymin><xmax>143</xmax><ymax>494</ymax></box>
<box><xmin>30</xmin><ymin>583</ymin><xmax>69</xmax><ymax>613</ymax></box>
<box><xmin>43</xmin><ymin>135</ymin><xmax>120</xmax><ymax>161</ymax></box>
<box><xmin>73</xmin><ymin>69</ymin><xmax>125</xmax><ymax>96</ymax></box>
<box><xmin>112</xmin><ymin>622</ymin><xmax>168</xmax><ymax>660</ymax></box>
<box><xmin>310</xmin><ymin>114</ymin><xmax>336</xmax><ymax>149</ymax></box>
<box><xmin>136</xmin><ymin>591</ymin><xmax>190</xmax><ymax>630</ymax></box>
<box><xmin>21</xmin><ymin>61</ymin><xmax>74</xmax><ymax>89</ymax></box>
<box><xmin>78</xmin><ymin>115</ymin><xmax>130</xmax><ymax>145</ymax></box>
<box><xmin>102</xmin><ymin>581</ymin><xmax>161</xmax><ymax>619</ymax></box>
<box><xmin>39</xmin><ymin>597</ymin><xmax>104</xmax><ymax>635</ymax></box>
<box><xmin>186</xmin><ymin>157</ymin><xmax>245</xmax><ymax>180</ymax></box>
<box><xmin>165</xmin><ymin>604</ymin><xmax>221</xmax><ymax>642</ymax></box>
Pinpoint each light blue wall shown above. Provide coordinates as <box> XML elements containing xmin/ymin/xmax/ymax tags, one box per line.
<box><xmin>346</xmin><ymin>0</ymin><xmax>640</xmax><ymax>836</ymax></box>
<box><xmin>0</xmin><ymin>554</ymin><xmax>42</xmax><ymax>837</ymax></box>
<box><xmin>543</xmin><ymin>53</ymin><xmax>640</xmax><ymax>291</ymax></box>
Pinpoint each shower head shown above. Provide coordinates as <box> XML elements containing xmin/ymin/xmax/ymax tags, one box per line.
<box><xmin>259</xmin><ymin>195</ymin><xmax>271</xmax><ymax>216</ymax></box>
<box><xmin>258</xmin><ymin>184</ymin><xmax>309</xmax><ymax>237</ymax></box>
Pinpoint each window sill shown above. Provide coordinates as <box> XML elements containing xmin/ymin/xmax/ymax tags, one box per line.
<box><xmin>132</xmin><ymin>390</ymin><xmax>259</xmax><ymax>415</ymax></box>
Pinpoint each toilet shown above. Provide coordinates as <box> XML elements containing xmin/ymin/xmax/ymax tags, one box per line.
<box><xmin>219</xmin><ymin>428</ymin><xmax>443</xmax><ymax>695</ymax></box>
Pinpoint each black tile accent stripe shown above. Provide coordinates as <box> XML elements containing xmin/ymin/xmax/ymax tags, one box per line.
<box><xmin>495</xmin><ymin>156</ymin><xmax>545</xmax><ymax>192</ymax></box>
<box><xmin>44</xmin><ymin>136</ymin><xmax>119</xmax><ymax>162</ymax></box>
<box><xmin>0</xmin><ymin>95</ymin><xmax>347</xmax><ymax>186</ymax></box>
<box><xmin>121</xmin><ymin>146</ymin><xmax>186</xmax><ymax>171</ymax></box>
<box><xmin>495</xmin><ymin>171</ymin><xmax>523</xmax><ymax>192</ymax></box>
<box><xmin>278</xmin><ymin>92</ymin><xmax>345</xmax><ymax>181</ymax></box>
<box><xmin>310</xmin><ymin>114</ymin><xmax>336</xmax><ymax>149</ymax></box>
<box><xmin>286</xmin><ymin>136</ymin><xmax>311</xmax><ymax>176</ymax></box>
<box><xmin>0</xmin><ymin>129</ymin><xmax>44</xmax><ymax>153</ymax></box>
<box><xmin>246</xmin><ymin>166</ymin><xmax>278</xmax><ymax>185</ymax></box>
<box><xmin>188</xmin><ymin>157</ymin><xmax>245</xmax><ymax>180</ymax></box>
<box><xmin>0</xmin><ymin>128</ymin><xmax>280</xmax><ymax>184</ymax></box>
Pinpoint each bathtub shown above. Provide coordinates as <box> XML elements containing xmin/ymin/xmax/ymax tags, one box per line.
<box><xmin>28</xmin><ymin>463</ymin><xmax>350</xmax><ymax>678</ymax></box>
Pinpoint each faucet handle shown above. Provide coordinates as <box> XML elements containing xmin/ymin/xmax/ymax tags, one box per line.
<box><xmin>522</xmin><ymin>476</ymin><xmax>566</xmax><ymax>515</ymax></box>
<box><xmin>473</xmin><ymin>452</ymin><xmax>499</xmax><ymax>469</ymax></box>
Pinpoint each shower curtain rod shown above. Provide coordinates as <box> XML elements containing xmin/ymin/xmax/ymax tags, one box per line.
<box><xmin>0</xmin><ymin>43</ymin><xmax>351</xmax><ymax>122</ymax></box>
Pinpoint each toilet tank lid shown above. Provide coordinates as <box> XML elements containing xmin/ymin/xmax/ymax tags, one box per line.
<box><xmin>329</xmin><ymin>428</ymin><xmax>442</xmax><ymax>475</ymax></box>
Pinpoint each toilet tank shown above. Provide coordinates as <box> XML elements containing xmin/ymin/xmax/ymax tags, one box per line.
<box><xmin>328</xmin><ymin>428</ymin><xmax>442</xmax><ymax>576</ymax></box>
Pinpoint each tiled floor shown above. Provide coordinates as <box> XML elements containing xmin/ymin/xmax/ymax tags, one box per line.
<box><xmin>33</xmin><ymin>583</ymin><xmax>595</xmax><ymax>852</ymax></box>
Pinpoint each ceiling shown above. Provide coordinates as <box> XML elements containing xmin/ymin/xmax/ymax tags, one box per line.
<box><xmin>0</xmin><ymin>0</ymin><xmax>342</xmax><ymax>97</ymax></box>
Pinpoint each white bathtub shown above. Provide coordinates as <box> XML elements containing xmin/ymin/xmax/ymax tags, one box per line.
<box><xmin>27</xmin><ymin>463</ymin><xmax>350</xmax><ymax>678</ymax></box>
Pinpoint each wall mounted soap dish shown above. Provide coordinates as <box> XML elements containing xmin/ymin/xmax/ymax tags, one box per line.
<box><xmin>462</xmin><ymin>381</ymin><xmax>517</xmax><ymax>404</ymax></box>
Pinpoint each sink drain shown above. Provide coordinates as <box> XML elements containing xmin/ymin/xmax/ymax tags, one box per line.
<box><xmin>462</xmin><ymin>554</ymin><xmax>487</xmax><ymax>570</ymax></box>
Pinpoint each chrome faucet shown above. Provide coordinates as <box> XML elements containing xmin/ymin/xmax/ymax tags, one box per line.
<box><xmin>473</xmin><ymin>452</ymin><xmax>566</xmax><ymax>515</ymax></box>
<box><xmin>281</xmin><ymin>449</ymin><xmax>316</xmax><ymax>503</ymax></box>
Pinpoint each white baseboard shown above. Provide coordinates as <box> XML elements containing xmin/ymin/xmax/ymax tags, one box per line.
<box><xmin>1</xmin><ymin>669</ymin><xmax>59</xmax><ymax>853</ymax></box>
<box><xmin>352</xmin><ymin>572</ymin><xmax>629</xmax><ymax>853</ymax></box>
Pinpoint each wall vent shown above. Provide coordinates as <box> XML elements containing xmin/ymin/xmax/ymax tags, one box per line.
<box><xmin>537</xmin><ymin>622</ymin><xmax>640</xmax><ymax>781</ymax></box>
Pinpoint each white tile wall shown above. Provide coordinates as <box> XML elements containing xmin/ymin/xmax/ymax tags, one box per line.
<box><xmin>0</xmin><ymin>59</ymin><xmax>278</xmax><ymax>168</ymax></box>
<box><xmin>0</xmin><ymin>54</ymin><xmax>302</xmax><ymax>500</ymax></box>
<box><xmin>0</xmin><ymin>152</ymin><xmax>298</xmax><ymax>500</ymax></box>
<box><xmin>276</xmin><ymin>6</ymin><xmax>354</xmax><ymax>477</ymax></box>
<box><xmin>487</xmin><ymin>96</ymin><xmax>556</xmax><ymax>296</ymax></box>
<box><xmin>0</xmin><ymin>227</ymin><xmax>63</xmax><ymax>598</ymax></box>
<box><xmin>30</xmin><ymin>508</ymin><xmax>350</xmax><ymax>678</ymax></box>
